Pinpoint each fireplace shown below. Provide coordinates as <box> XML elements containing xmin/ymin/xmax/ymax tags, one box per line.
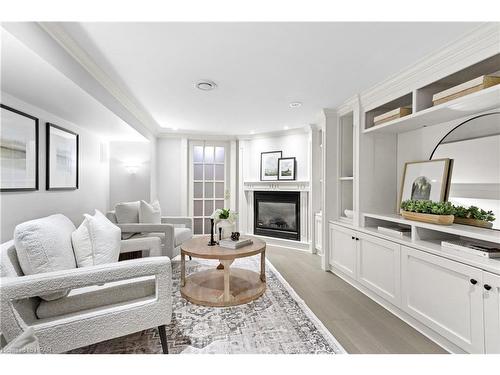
<box><xmin>254</xmin><ymin>191</ymin><xmax>300</xmax><ymax>241</ymax></box>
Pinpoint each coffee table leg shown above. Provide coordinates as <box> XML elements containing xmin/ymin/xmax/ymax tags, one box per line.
<box><xmin>181</xmin><ymin>253</ymin><xmax>186</xmax><ymax>287</ymax></box>
<box><xmin>220</xmin><ymin>259</ymin><xmax>234</xmax><ymax>303</ymax></box>
<box><xmin>260</xmin><ymin>250</ymin><xmax>266</xmax><ymax>282</ymax></box>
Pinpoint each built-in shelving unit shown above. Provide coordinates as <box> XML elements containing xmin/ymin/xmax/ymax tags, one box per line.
<box><xmin>322</xmin><ymin>26</ymin><xmax>500</xmax><ymax>353</ymax></box>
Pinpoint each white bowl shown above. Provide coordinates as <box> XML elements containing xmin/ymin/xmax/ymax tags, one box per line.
<box><xmin>344</xmin><ymin>209</ymin><xmax>354</xmax><ymax>219</ymax></box>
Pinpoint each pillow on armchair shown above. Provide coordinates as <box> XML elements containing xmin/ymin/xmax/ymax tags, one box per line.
<box><xmin>115</xmin><ymin>201</ymin><xmax>140</xmax><ymax>224</ymax></box>
<box><xmin>72</xmin><ymin>209</ymin><xmax>121</xmax><ymax>267</ymax></box>
<box><xmin>14</xmin><ymin>214</ymin><xmax>77</xmax><ymax>301</ymax></box>
<box><xmin>114</xmin><ymin>201</ymin><xmax>140</xmax><ymax>239</ymax></box>
<box><xmin>139</xmin><ymin>200</ymin><xmax>161</xmax><ymax>224</ymax></box>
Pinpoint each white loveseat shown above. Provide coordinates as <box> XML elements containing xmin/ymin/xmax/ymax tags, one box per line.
<box><xmin>0</xmin><ymin>215</ymin><xmax>172</xmax><ymax>354</ymax></box>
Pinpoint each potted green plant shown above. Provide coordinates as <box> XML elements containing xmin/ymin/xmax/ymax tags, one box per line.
<box><xmin>211</xmin><ymin>208</ymin><xmax>238</xmax><ymax>239</ymax></box>
<box><xmin>453</xmin><ymin>205</ymin><xmax>495</xmax><ymax>229</ymax></box>
<box><xmin>400</xmin><ymin>200</ymin><xmax>455</xmax><ymax>225</ymax></box>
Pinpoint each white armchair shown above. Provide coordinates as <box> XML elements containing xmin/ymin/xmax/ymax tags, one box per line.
<box><xmin>107</xmin><ymin>210</ymin><xmax>193</xmax><ymax>259</ymax></box>
<box><xmin>0</xmin><ymin>237</ymin><xmax>172</xmax><ymax>354</ymax></box>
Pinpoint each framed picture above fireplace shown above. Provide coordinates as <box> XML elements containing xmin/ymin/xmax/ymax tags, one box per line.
<box><xmin>278</xmin><ymin>157</ymin><xmax>296</xmax><ymax>180</ymax></box>
<box><xmin>260</xmin><ymin>151</ymin><xmax>282</xmax><ymax>181</ymax></box>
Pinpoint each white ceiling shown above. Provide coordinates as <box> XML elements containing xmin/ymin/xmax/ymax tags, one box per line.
<box><xmin>66</xmin><ymin>22</ymin><xmax>481</xmax><ymax>135</ymax></box>
<box><xmin>0</xmin><ymin>29</ymin><xmax>146</xmax><ymax>142</ymax></box>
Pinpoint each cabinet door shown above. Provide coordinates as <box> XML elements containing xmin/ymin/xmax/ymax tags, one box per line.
<box><xmin>329</xmin><ymin>224</ymin><xmax>357</xmax><ymax>278</ymax></box>
<box><xmin>483</xmin><ymin>271</ymin><xmax>500</xmax><ymax>354</ymax></box>
<box><xmin>315</xmin><ymin>214</ymin><xmax>322</xmax><ymax>252</ymax></box>
<box><xmin>401</xmin><ymin>247</ymin><xmax>484</xmax><ymax>353</ymax></box>
<box><xmin>357</xmin><ymin>234</ymin><xmax>401</xmax><ymax>307</ymax></box>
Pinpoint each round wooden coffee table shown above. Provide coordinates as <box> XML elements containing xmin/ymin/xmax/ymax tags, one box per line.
<box><xmin>180</xmin><ymin>236</ymin><xmax>266</xmax><ymax>307</ymax></box>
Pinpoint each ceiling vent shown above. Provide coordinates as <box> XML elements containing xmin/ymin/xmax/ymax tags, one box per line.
<box><xmin>196</xmin><ymin>80</ymin><xmax>217</xmax><ymax>91</ymax></box>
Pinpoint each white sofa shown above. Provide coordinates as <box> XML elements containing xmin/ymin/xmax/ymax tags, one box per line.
<box><xmin>107</xmin><ymin>205</ymin><xmax>193</xmax><ymax>259</ymax></box>
<box><xmin>0</xmin><ymin>223</ymin><xmax>172</xmax><ymax>354</ymax></box>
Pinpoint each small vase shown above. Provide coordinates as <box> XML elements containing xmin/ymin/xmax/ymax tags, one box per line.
<box><xmin>216</xmin><ymin>219</ymin><xmax>235</xmax><ymax>239</ymax></box>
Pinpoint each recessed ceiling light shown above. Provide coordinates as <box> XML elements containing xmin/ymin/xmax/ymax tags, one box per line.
<box><xmin>283</xmin><ymin>126</ymin><xmax>289</xmax><ymax>130</ymax></box>
<box><xmin>250</xmin><ymin>130</ymin><xmax>255</xmax><ymax>135</ymax></box>
<box><xmin>171</xmin><ymin>127</ymin><xmax>178</xmax><ymax>131</ymax></box>
<box><xmin>196</xmin><ymin>80</ymin><xmax>217</xmax><ymax>91</ymax></box>
<box><xmin>289</xmin><ymin>102</ymin><xmax>302</xmax><ymax>108</ymax></box>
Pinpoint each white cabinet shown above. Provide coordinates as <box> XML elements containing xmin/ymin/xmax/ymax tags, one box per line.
<box><xmin>483</xmin><ymin>271</ymin><xmax>500</xmax><ymax>353</ymax></box>
<box><xmin>329</xmin><ymin>223</ymin><xmax>357</xmax><ymax>278</ymax></box>
<box><xmin>357</xmin><ymin>234</ymin><xmax>401</xmax><ymax>307</ymax></box>
<box><xmin>315</xmin><ymin>213</ymin><xmax>322</xmax><ymax>253</ymax></box>
<box><xmin>401</xmin><ymin>246</ymin><xmax>485</xmax><ymax>353</ymax></box>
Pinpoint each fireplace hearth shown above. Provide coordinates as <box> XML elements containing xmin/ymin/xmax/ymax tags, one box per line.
<box><xmin>254</xmin><ymin>191</ymin><xmax>300</xmax><ymax>241</ymax></box>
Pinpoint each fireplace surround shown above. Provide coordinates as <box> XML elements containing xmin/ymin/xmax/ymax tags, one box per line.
<box><xmin>254</xmin><ymin>191</ymin><xmax>300</xmax><ymax>240</ymax></box>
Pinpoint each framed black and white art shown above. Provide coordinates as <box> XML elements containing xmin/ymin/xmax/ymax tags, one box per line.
<box><xmin>260</xmin><ymin>151</ymin><xmax>282</xmax><ymax>181</ymax></box>
<box><xmin>278</xmin><ymin>157</ymin><xmax>296</xmax><ymax>180</ymax></box>
<box><xmin>0</xmin><ymin>104</ymin><xmax>39</xmax><ymax>191</ymax></box>
<box><xmin>46</xmin><ymin>123</ymin><xmax>79</xmax><ymax>190</ymax></box>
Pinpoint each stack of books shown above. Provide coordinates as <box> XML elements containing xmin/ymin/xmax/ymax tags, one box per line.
<box><xmin>219</xmin><ymin>238</ymin><xmax>253</xmax><ymax>249</ymax></box>
<box><xmin>377</xmin><ymin>226</ymin><xmax>411</xmax><ymax>238</ymax></box>
<box><xmin>441</xmin><ymin>240</ymin><xmax>500</xmax><ymax>259</ymax></box>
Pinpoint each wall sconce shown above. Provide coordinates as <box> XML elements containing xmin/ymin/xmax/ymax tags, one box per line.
<box><xmin>124</xmin><ymin>163</ymin><xmax>140</xmax><ymax>174</ymax></box>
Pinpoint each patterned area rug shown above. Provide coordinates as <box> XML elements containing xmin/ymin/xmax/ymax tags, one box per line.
<box><xmin>69</xmin><ymin>256</ymin><xmax>345</xmax><ymax>354</ymax></box>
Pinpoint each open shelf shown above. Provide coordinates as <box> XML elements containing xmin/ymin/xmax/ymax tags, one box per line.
<box><xmin>363</xmin><ymin>212</ymin><xmax>500</xmax><ymax>244</ymax></box>
<box><xmin>337</xmin><ymin>111</ymin><xmax>355</xmax><ymax>221</ymax></box>
<box><xmin>415</xmin><ymin>53</ymin><xmax>500</xmax><ymax>111</ymax></box>
<box><xmin>364</xmin><ymin>92</ymin><xmax>413</xmax><ymax>131</ymax></box>
<box><xmin>363</xmin><ymin>84</ymin><xmax>500</xmax><ymax>135</ymax></box>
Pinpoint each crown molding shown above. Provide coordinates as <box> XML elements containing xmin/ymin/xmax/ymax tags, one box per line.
<box><xmin>359</xmin><ymin>23</ymin><xmax>500</xmax><ymax>111</ymax></box>
<box><xmin>237</xmin><ymin>126</ymin><xmax>310</xmax><ymax>141</ymax></box>
<box><xmin>37</xmin><ymin>22</ymin><xmax>161</xmax><ymax>137</ymax></box>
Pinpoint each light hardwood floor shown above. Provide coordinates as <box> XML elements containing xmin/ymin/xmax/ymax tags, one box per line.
<box><xmin>266</xmin><ymin>245</ymin><xmax>447</xmax><ymax>354</ymax></box>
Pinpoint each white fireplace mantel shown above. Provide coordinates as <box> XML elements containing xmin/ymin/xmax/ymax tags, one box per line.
<box><xmin>243</xmin><ymin>180</ymin><xmax>310</xmax><ymax>192</ymax></box>
<box><xmin>240</xmin><ymin>180</ymin><xmax>311</xmax><ymax>250</ymax></box>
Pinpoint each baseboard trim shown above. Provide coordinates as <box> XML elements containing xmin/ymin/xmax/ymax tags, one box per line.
<box><xmin>328</xmin><ymin>265</ymin><xmax>466</xmax><ymax>354</ymax></box>
<box><xmin>248</xmin><ymin>233</ymin><xmax>312</xmax><ymax>252</ymax></box>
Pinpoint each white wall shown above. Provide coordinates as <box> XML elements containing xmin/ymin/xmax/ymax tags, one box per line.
<box><xmin>109</xmin><ymin>141</ymin><xmax>151</xmax><ymax>208</ymax></box>
<box><xmin>242</xmin><ymin>131</ymin><xmax>310</xmax><ymax>181</ymax></box>
<box><xmin>156</xmin><ymin>137</ymin><xmax>185</xmax><ymax>215</ymax></box>
<box><xmin>155</xmin><ymin>131</ymin><xmax>311</xmax><ymax>219</ymax></box>
<box><xmin>0</xmin><ymin>93</ymin><xmax>109</xmax><ymax>242</ymax></box>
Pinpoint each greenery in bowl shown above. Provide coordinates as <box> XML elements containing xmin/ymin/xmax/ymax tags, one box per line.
<box><xmin>400</xmin><ymin>200</ymin><xmax>455</xmax><ymax>215</ymax></box>
<box><xmin>400</xmin><ymin>200</ymin><xmax>496</xmax><ymax>222</ymax></box>
<box><xmin>211</xmin><ymin>208</ymin><xmax>238</xmax><ymax>223</ymax></box>
<box><xmin>454</xmin><ymin>205</ymin><xmax>495</xmax><ymax>222</ymax></box>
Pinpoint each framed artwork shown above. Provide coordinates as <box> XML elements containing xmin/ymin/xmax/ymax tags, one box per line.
<box><xmin>46</xmin><ymin>123</ymin><xmax>79</xmax><ymax>190</ymax></box>
<box><xmin>260</xmin><ymin>151</ymin><xmax>282</xmax><ymax>181</ymax></box>
<box><xmin>399</xmin><ymin>158</ymin><xmax>452</xmax><ymax>210</ymax></box>
<box><xmin>0</xmin><ymin>104</ymin><xmax>39</xmax><ymax>191</ymax></box>
<box><xmin>278</xmin><ymin>157</ymin><xmax>296</xmax><ymax>180</ymax></box>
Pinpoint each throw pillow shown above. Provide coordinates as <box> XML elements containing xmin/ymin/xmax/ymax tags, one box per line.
<box><xmin>72</xmin><ymin>209</ymin><xmax>121</xmax><ymax>267</ymax></box>
<box><xmin>139</xmin><ymin>200</ymin><xmax>161</xmax><ymax>224</ymax></box>
<box><xmin>14</xmin><ymin>214</ymin><xmax>77</xmax><ymax>301</ymax></box>
<box><xmin>114</xmin><ymin>201</ymin><xmax>140</xmax><ymax>223</ymax></box>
